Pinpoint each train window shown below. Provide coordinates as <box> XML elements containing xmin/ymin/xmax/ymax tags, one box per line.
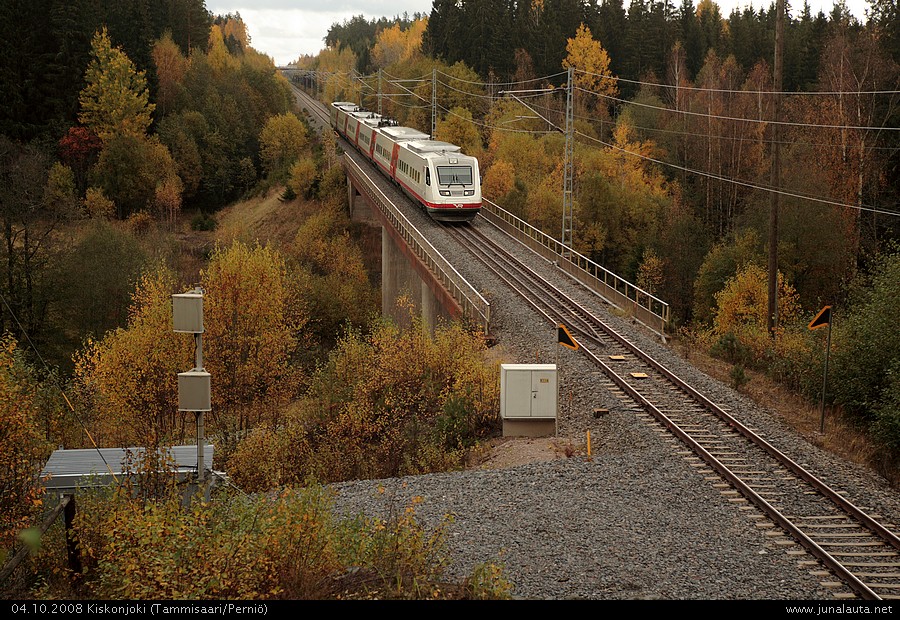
<box><xmin>425</xmin><ymin>168</ymin><xmax>430</xmax><ymax>186</ymax></box>
<box><xmin>437</xmin><ymin>166</ymin><xmax>473</xmax><ymax>185</ymax></box>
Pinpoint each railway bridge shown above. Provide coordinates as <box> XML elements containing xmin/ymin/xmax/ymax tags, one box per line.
<box><xmin>343</xmin><ymin>151</ymin><xmax>491</xmax><ymax>335</ymax></box>
<box><xmin>288</xmin><ymin>77</ymin><xmax>670</xmax><ymax>341</ymax></box>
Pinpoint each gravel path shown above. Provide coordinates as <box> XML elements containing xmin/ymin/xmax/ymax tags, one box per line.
<box><xmin>323</xmin><ymin>162</ymin><xmax>900</xmax><ymax>601</ymax></box>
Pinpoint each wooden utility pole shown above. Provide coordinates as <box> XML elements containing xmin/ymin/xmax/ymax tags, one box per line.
<box><xmin>768</xmin><ymin>0</ymin><xmax>785</xmax><ymax>336</ymax></box>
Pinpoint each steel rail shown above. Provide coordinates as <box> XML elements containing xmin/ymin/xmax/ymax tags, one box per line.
<box><xmin>454</xmin><ymin>223</ymin><xmax>895</xmax><ymax>600</ymax></box>
<box><xmin>298</xmin><ymin>78</ymin><xmax>897</xmax><ymax>599</ymax></box>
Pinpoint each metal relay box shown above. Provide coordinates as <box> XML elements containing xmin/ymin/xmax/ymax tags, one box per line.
<box><xmin>172</xmin><ymin>291</ymin><xmax>204</xmax><ymax>333</ymax></box>
<box><xmin>178</xmin><ymin>370</ymin><xmax>211</xmax><ymax>412</ymax></box>
<box><xmin>500</xmin><ymin>364</ymin><xmax>558</xmax><ymax>419</ymax></box>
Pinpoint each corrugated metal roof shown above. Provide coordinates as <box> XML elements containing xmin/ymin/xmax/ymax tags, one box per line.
<box><xmin>41</xmin><ymin>444</ymin><xmax>214</xmax><ymax>492</ymax></box>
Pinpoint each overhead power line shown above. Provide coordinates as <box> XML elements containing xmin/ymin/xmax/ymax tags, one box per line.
<box><xmin>576</xmin><ymin>86</ymin><xmax>900</xmax><ymax>132</ymax></box>
<box><xmin>575</xmin><ymin>129</ymin><xmax>900</xmax><ymax>218</ymax></box>
<box><xmin>575</xmin><ymin>68</ymin><xmax>900</xmax><ymax>96</ymax></box>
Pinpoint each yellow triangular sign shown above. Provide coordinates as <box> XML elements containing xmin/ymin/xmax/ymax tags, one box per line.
<box><xmin>558</xmin><ymin>323</ymin><xmax>579</xmax><ymax>351</ymax></box>
<box><xmin>808</xmin><ymin>306</ymin><xmax>832</xmax><ymax>331</ymax></box>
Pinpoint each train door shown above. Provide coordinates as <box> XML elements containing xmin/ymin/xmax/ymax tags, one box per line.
<box><xmin>390</xmin><ymin>144</ymin><xmax>400</xmax><ymax>179</ymax></box>
<box><xmin>369</xmin><ymin>130</ymin><xmax>377</xmax><ymax>159</ymax></box>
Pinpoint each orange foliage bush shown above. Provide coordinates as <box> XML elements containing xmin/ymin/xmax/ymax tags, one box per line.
<box><xmin>711</xmin><ymin>263</ymin><xmax>803</xmax><ymax>366</ymax></box>
<box><xmin>227</xmin><ymin>316</ymin><xmax>500</xmax><ymax>489</ymax></box>
<box><xmin>0</xmin><ymin>336</ymin><xmax>50</xmax><ymax>553</ymax></box>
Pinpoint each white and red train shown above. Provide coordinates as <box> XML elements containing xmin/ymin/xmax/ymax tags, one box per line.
<box><xmin>329</xmin><ymin>101</ymin><xmax>482</xmax><ymax>223</ymax></box>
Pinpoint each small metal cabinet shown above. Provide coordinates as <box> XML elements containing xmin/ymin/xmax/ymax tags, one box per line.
<box><xmin>178</xmin><ymin>370</ymin><xmax>211</xmax><ymax>412</ymax></box>
<box><xmin>500</xmin><ymin>364</ymin><xmax>557</xmax><ymax>419</ymax></box>
<box><xmin>172</xmin><ymin>291</ymin><xmax>204</xmax><ymax>333</ymax></box>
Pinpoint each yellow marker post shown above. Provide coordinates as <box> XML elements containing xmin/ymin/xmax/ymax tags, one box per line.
<box><xmin>586</xmin><ymin>430</ymin><xmax>591</xmax><ymax>459</ymax></box>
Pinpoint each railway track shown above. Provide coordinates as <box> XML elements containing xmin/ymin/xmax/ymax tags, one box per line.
<box><xmin>288</xmin><ymin>77</ymin><xmax>900</xmax><ymax>600</ymax></box>
<box><xmin>444</xmin><ymin>222</ymin><xmax>900</xmax><ymax>601</ymax></box>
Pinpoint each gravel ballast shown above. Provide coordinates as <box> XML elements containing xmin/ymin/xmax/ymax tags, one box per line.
<box><xmin>318</xmin><ymin>135</ymin><xmax>900</xmax><ymax>601</ymax></box>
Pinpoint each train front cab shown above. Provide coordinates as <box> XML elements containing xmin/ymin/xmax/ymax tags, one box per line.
<box><xmin>409</xmin><ymin>141</ymin><xmax>482</xmax><ymax>223</ymax></box>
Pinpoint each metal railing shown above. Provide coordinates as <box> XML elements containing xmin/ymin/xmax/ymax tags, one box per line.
<box><xmin>479</xmin><ymin>198</ymin><xmax>670</xmax><ymax>337</ymax></box>
<box><xmin>343</xmin><ymin>154</ymin><xmax>491</xmax><ymax>334</ymax></box>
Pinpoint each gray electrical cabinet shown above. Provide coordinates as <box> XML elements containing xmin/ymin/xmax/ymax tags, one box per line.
<box><xmin>500</xmin><ymin>364</ymin><xmax>557</xmax><ymax>437</ymax></box>
<box><xmin>172</xmin><ymin>291</ymin><xmax>204</xmax><ymax>333</ymax></box>
<box><xmin>178</xmin><ymin>370</ymin><xmax>211</xmax><ymax>412</ymax></box>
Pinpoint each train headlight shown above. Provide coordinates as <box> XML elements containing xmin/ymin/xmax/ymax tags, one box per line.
<box><xmin>464</xmin><ymin>190</ymin><xmax>474</xmax><ymax>196</ymax></box>
<box><xmin>439</xmin><ymin>190</ymin><xmax>450</xmax><ymax>196</ymax></box>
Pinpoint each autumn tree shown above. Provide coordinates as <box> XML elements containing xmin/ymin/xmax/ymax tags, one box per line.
<box><xmin>0</xmin><ymin>336</ymin><xmax>50</xmax><ymax>555</ymax></box>
<box><xmin>434</xmin><ymin>106</ymin><xmax>483</xmax><ymax>156</ymax></box>
<box><xmin>73</xmin><ymin>268</ymin><xmax>190</xmax><ymax>448</ymax></box>
<box><xmin>58</xmin><ymin>127</ymin><xmax>102</xmax><ymax>194</ymax></box>
<box><xmin>83</xmin><ymin>187</ymin><xmax>115</xmax><ymax>220</ymax></box>
<box><xmin>371</xmin><ymin>18</ymin><xmax>427</xmax><ymax>69</ymax></box>
<box><xmin>563</xmin><ymin>23</ymin><xmax>618</xmax><ymax>116</ymax></box>
<box><xmin>287</xmin><ymin>157</ymin><xmax>317</xmax><ymax>199</ymax></box>
<box><xmin>711</xmin><ymin>263</ymin><xmax>802</xmax><ymax>365</ymax></box>
<box><xmin>287</xmin><ymin>208</ymin><xmax>378</xmax><ymax>354</ymax></box>
<box><xmin>152</xmin><ymin>30</ymin><xmax>189</xmax><ymax>117</ymax></box>
<box><xmin>228</xmin><ymin>316</ymin><xmax>499</xmax><ymax>487</ymax></box>
<box><xmin>206</xmin><ymin>24</ymin><xmax>240</xmax><ymax>75</ymax></box>
<box><xmin>259</xmin><ymin>112</ymin><xmax>309</xmax><ymax>181</ymax></box>
<box><xmin>692</xmin><ymin>228</ymin><xmax>764</xmax><ymax>324</ymax></box>
<box><xmin>78</xmin><ymin>27</ymin><xmax>155</xmax><ymax>142</ymax></box>
<box><xmin>481</xmin><ymin>159</ymin><xmax>516</xmax><ymax>200</ymax></box>
<box><xmin>90</xmin><ymin>134</ymin><xmax>180</xmax><ymax>219</ymax></box>
<box><xmin>201</xmin><ymin>241</ymin><xmax>307</xmax><ymax>449</ymax></box>
<box><xmin>49</xmin><ymin>220</ymin><xmax>149</xmax><ymax>370</ymax></box>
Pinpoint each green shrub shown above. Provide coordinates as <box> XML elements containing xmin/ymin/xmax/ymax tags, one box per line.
<box><xmin>831</xmin><ymin>249</ymin><xmax>900</xmax><ymax>421</ymax></box>
<box><xmin>190</xmin><ymin>212</ymin><xmax>217</xmax><ymax>231</ymax></box>
<box><xmin>872</xmin><ymin>360</ymin><xmax>900</xmax><ymax>459</ymax></box>
<box><xmin>730</xmin><ymin>364</ymin><xmax>748</xmax><ymax>391</ymax></box>
<box><xmin>710</xmin><ymin>332</ymin><xmax>752</xmax><ymax>366</ymax></box>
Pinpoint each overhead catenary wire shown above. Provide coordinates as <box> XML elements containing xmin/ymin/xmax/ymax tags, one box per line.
<box><xmin>424</xmin><ymin>83</ymin><xmax>899</xmax><ymax>217</ymax></box>
<box><xmin>437</xmin><ymin>68</ymin><xmax>569</xmax><ymax>88</ymax></box>
<box><xmin>574</xmin><ymin>129</ymin><xmax>900</xmax><ymax>218</ymax></box>
<box><xmin>297</xmin><ymin>68</ymin><xmax>897</xmax><ymax>217</ymax></box>
<box><xmin>576</xmin><ymin>85</ymin><xmax>900</xmax><ymax>132</ymax></box>
<box><xmin>575</xmin><ymin>68</ymin><xmax>900</xmax><ymax>96</ymax></box>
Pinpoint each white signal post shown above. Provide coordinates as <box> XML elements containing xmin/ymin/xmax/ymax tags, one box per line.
<box><xmin>173</xmin><ymin>288</ymin><xmax>211</xmax><ymax>494</ymax></box>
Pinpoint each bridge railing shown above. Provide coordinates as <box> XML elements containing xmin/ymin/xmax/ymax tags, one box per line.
<box><xmin>479</xmin><ymin>198</ymin><xmax>669</xmax><ymax>337</ymax></box>
<box><xmin>343</xmin><ymin>154</ymin><xmax>492</xmax><ymax>334</ymax></box>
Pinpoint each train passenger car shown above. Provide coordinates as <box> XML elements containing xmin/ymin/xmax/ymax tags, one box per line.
<box><xmin>371</xmin><ymin>125</ymin><xmax>429</xmax><ymax>178</ymax></box>
<box><xmin>329</xmin><ymin>101</ymin><xmax>358</xmax><ymax>139</ymax></box>
<box><xmin>347</xmin><ymin>111</ymin><xmax>385</xmax><ymax>159</ymax></box>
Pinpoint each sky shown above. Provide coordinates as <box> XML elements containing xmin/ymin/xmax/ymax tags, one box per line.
<box><xmin>204</xmin><ymin>0</ymin><xmax>874</xmax><ymax>67</ymax></box>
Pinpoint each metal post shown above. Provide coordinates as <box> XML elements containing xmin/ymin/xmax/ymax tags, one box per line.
<box><xmin>378</xmin><ymin>68</ymin><xmax>383</xmax><ymax>116</ymax></box>
<box><xmin>819</xmin><ymin>319</ymin><xmax>833</xmax><ymax>433</ymax></box>
<box><xmin>562</xmin><ymin>66</ymin><xmax>575</xmax><ymax>257</ymax></box>
<box><xmin>431</xmin><ymin>67</ymin><xmax>437</xmax><ymax>139</ymax></box>
<box><xmin>195</xmin><ymin>330</ymin><xmax>205</xmax><ymax>487</ymax></box>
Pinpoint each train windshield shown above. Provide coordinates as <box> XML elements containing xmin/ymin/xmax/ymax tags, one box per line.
<box><xmin>436</xmin><ymin>166</ymin><xmax>473</xmax><ymax>186</ymax></box>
